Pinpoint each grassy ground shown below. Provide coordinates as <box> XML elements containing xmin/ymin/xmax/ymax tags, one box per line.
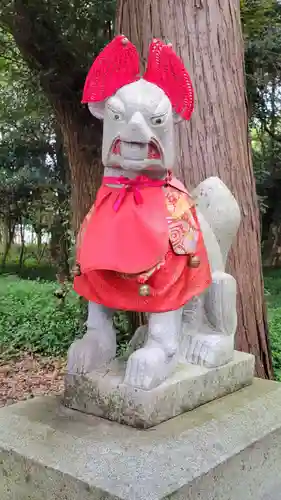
<box><xmin>0</xmin><ymin>249</ymin><xmax>72</xmax><ymax>406</ymax></box>
<box><xmin>0</xmin><ymin>275</ymin><xmax>82</xmax><ymax>359</ymax></box>
<box><xmin>0</xmin><ymin>258</ymin><xmax>281</xmax><ymax>379</ymax></box>
<box><xmin>264</xmin><ymin>269</ymin><xmax>281</xmax><ymax>380</ymax></box>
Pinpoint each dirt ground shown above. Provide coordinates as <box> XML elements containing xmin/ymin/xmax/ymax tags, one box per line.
<box><xmin>0</xmin><ymin>354</ymin><xmax>65</xmax><ymax>407</ymax></box>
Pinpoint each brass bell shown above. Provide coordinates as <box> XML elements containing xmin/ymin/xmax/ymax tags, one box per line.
<box><xmin>139</xmin><ymin>284</ymin><xmax>151</xmax><ymax>296</ymax></box>
<box><xmin>72</xmin><ymin>263</ymin><xmax>81</xmax><ymax>277</ymax></box>
<box><xmin>188</xmin><ymin>255</ymin><xmax>201</xmax><ymax>268</ymax></box>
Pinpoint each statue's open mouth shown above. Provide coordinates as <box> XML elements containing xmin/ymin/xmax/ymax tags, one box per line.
<box><xmin>111</xmin><ymin>139</ymin><xmax>161</xmax><ymax>161</ymax></box>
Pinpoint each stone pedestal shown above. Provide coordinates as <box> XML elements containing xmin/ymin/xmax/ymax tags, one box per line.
<box><xmin>1</xmin><ymin>379</ymin><xmax>281</xmax><ymax>499</ymax></box>
<box><xmin>64</xmin><ymin>351</ymin><xmax>254</xmax><ymax>428</ymax></box>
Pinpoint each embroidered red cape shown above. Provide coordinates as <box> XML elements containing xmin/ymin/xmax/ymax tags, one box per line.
<box><xmin>74</xmin><ymin>176</ymin><xmax>211</xmax><ymax>312</ymax></box>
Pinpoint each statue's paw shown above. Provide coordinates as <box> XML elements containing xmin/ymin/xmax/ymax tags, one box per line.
<box><xmin>124</xmin><ymin>347</ymin><xmax>173</xmax><ymax>390</ymax></box>
<box><xmin>128</xmin><ymin>325</ymin><xmax>148</xmax><ymax>353</ymax></box>
<box><xmin>185</xmin><ymin>334</ymin><xmax>234</xmax><ymax>368</ymax></box>
<box><xmin>67</xmin><ymin>329</ymin><xmax>116</xmax><ymax>375</ymax></box>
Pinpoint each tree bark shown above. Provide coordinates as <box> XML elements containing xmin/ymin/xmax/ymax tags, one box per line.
<box><xmin>261</xmin><ymin>177</ymin><xmax>281</xmax><ymax>267</ymax></box>
<box><xmin>1</xmin><ymin>218</ymin><xmax>16</xmax><ymax>269</ymax></box>
<box><xmin>49</xmin><ymin>127</ymin><xmax>71</xmax><ymax>281</ymax></box>
<box><xmin>53</xmin><ymin>101</ymin><xmax>103</xmax><ymax>232</ymax></box>
<box><xmin>36</xmin><ymin>229</ymin><xmax>42</xmax><ymax>253</ymax></box>
<box><xmin>19</xmin><ymin>220</ymin><xmax>25</xmax><ymax>270</ymax></box>
<box><xmin>263</xmin><ymin>222</ymin><xmax>281</xmax><ymax>268</ymax></box>
<box><xmin>262</xmin><ymin>188</ymin><xmax>281</xmax><ymax>268</ymax></box>
<box><xmin>116</xmin><ymin>0</ymin><xmax>272</xmax><ymax>378</ymax></box>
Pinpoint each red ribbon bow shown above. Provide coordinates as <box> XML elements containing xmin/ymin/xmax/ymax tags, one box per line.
<box><xmin>103</xmin><ymin>175</ymin><xmax>166</xmax><ymax>212</ymax></box>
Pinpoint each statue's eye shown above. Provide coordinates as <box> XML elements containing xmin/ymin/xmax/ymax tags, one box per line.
<box><xmin>108</xmin><ymin>107</ymin><xmax>124</xmax><ymax>121</ymax></box>
<box><xmin>150</xmin><ymin>114</ymin><xmax>166</xmax><ymax>126</ymax></box>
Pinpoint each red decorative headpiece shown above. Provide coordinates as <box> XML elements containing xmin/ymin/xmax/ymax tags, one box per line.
<box><xmin>82</xmin><ymin>36</ymin><xmax>194</xmax><ymax>121</ymax></box>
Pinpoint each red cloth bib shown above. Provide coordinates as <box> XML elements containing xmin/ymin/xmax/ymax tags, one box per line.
<box><xmin>74</xmin><ymin>175</ymin><xmax>212</xmax><ymax>312</ymax></box>
<box><xmin>77</xmin><ymin>176</ymin><xmax>169</xmax><ymax>274</ymax></box>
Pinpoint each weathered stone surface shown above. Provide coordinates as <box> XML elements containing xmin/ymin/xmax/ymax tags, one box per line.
<box><xmin>64</xmin><ymin>351</ymin><xmax>255</xmax><ymax>428</ymax></box>
<box><xmin>1</xmin><ymin>379</ymin><xmax>281</xmax><ymax>499</ymax></box>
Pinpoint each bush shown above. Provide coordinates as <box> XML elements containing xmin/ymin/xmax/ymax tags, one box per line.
<box><xmin>264</xmin><ymin>269</ymin><xmax>281</xmax><ymax>381</ymax></box>
<box><xmin>267</xmin><ymin>308</ymin><xmax>281</xmax><ymax>381</ymax></box>
<box><xmin>0</xmin><ymin>243</ymin><xmax>56</xmax><ymax>281</ymax></box>
<box><xmin>0</xmin><ymin>276</ymin><xmax>83</xmax><ymax>358</ymax></box>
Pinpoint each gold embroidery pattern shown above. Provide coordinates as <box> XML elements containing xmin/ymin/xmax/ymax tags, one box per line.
<box><xmin>165</xmin><ymin>186</ymin><xmax>199</xmax><ymax>255</ymax></box>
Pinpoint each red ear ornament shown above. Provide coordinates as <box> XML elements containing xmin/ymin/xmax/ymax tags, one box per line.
<box><xmin>82</xmin><ymin>35</ymin><xmax>140</xmax><ymax>103</ymax></box>
<box><xmin>143</xmin><ymin>39</ymin><xmax>194</xmax><ymax>120</ymax></box>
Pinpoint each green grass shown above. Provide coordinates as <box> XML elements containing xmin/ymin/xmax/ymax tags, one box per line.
<box><xmin>264</xmin><ymin>269</ymin><xmax>281</xmax><ymax>380</ymax></box>
<box><xmin>0</xmin><ymin>245</ymin><xmax>132</xmax><ymax>360</ymax></box>
<box><xmin>0</xmin><ymin>274</ymin><xmax>132</xmax><ymax>361</ymax></box>
<box><xmin>0</xmin><ymin>275</ymin><xmax>83</xmax><ymax>359</ymax></box>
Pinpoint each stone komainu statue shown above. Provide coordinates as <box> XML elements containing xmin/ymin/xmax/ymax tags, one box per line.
<box><xmin>68</xmin><ymin>36</ymin><xmax>241</xmax><ymax>390</ymax></box>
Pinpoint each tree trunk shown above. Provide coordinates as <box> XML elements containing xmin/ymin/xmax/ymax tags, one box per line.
<box><xmin>19</xmin><ymin>220</ymin><xmax>25</xmax><ymax>269</ymax></box>
<box><xmin>116</xmin><ymin>0</ymin><xmax>272</xmax><ymax>378</ymax></box>
<box><xmin>54</xmin><ymin>102</ymin><xmax>103</xmax><ymax>233</ymax></box>
<box><xmin>1</xmin><ymin>218</ymin><xmax>16</xmax><ymax>269</ymax></box>
<box><xmin>36</xmin><ymin>229</ymin><xmax>42</xmax><ymax>253</ymax></box>
<box><xmin>262</xmin><ymin>191</ymin><xmax>281</xmax><ymax>268</ymax></box>
<box><xmin>263</xmin><ymin>222</ymin><xmax>281</xmax><ymax>268</ymax></box>
<box><xmin>49</xmin><ymin>127</ymin><xmax>71</xmax><ymax>281</ymax></box>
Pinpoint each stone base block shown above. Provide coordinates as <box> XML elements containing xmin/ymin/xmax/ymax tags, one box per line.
<box><xmin>1</xmin><ymin>379</ymin><xmax>281</xmax><ymax>499</ymax></box>
<box><xmin>63</xmin><ymin>351</ymin><xmax>254</xmax><ymax>428</ymax></box>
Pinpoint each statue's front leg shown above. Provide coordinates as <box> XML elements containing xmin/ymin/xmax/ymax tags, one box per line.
<box><xmin>185</xmin><ymin>271</ymin><xmax>237</xmax><ymax>368</ymax></box>
<box><xmin>67</xmin><ymin>301</ymin><xmax>117</xmax><ymax>374</ymax></box>
<box><xmin>124</xmin><ymin>308</ymin><xmax>183</xmax><ymax>390</ymax></box>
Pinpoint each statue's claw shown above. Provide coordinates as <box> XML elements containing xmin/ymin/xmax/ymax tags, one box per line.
<box><xmin>124</xmin><ymin>346</ymin><xmax>174</xmax><ymax>390</ymax></box>
<box><xmin>67</xmin><ymin>328</ymin><xmax>116</xmax><ymax>375</ymax></box>
<box><xmin>185</xmin><ymin>333</ymin><xmax>234</xmax><ymax>368</ymax></box>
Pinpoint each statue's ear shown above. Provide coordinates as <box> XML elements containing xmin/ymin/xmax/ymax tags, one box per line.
<box><xmin>88</xmin><ymin>102</ymin><xmax>106</xmax><ymax>120</ymax></box>
<box><xmin>173</xmin><ymin>111</ymin><xmax>184</xmax><ymax>124</ymax></box>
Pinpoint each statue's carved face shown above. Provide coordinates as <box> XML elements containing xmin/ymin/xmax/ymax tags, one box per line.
<box><xmin>89</xmin><ymin>79</ymin><xmax>176</xmax><ymax>172</ymax></box>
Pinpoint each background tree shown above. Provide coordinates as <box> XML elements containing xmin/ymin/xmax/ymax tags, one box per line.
<box><xmin>242</xmin><ymin>1</ymin><xmax>281</xmax><ymax>267</ymax></box>
<box><xmin>1</xmin><ymin>0</ymin><xmax>115</xmax><ymax>231</ymax></box>
<box><xmin>0</xmin><ymin>31</ymin><xmax>71</xmax><ymax>276</ymax></box>
<box><xmin>116</xmin><ymin>0</ymin><xmax>272</xmax><ymax>378</ymax></box>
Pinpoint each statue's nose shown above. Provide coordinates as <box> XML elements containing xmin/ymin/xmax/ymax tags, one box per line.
<box><xmin>120</xmin><ymin>112</ymin><xmax>151</xmax><ymax>143</ymax></box>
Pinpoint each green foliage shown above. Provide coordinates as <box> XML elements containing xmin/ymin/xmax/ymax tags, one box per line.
<box><xmin>0</xmin><ymin>30</ymin><xmax>71</xmax><ymax>273</ymax></box>
<box><xmin>241</xmin><ymin>1</ymin><xmax>281</xmax><ymax>256</ymax></box>
<box><xmin>268</xmin><ymin>312</ymin><xmax>281</xmax><ymax>380</ymax></box>
<box><xmin>241</xmin><ymin>0</ymin><xmax>278</xmax><ymax>39</ymax></box>
<box><xmin>264</xmin><ymin>269</ymin><xmax>281</xmax><ymax>380</ymax></box>
<box><xmin>0</xmin><ymin>249</ymin><xmax>56</xmax><ymax>281</ymax></box>
<box><xmin>0</xmin><ymin>272</ymin><xmax>134</xmax><ymax>361</ymax></box>
<box><xmin>0</xmin><ymin>276</ymin><xmax>83</xmax><ymax>358</ymax></box>
<box><xmin>114</xmin><ymin>311</ymin><xmax>133</xmax><ymax>352</ymax></box>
